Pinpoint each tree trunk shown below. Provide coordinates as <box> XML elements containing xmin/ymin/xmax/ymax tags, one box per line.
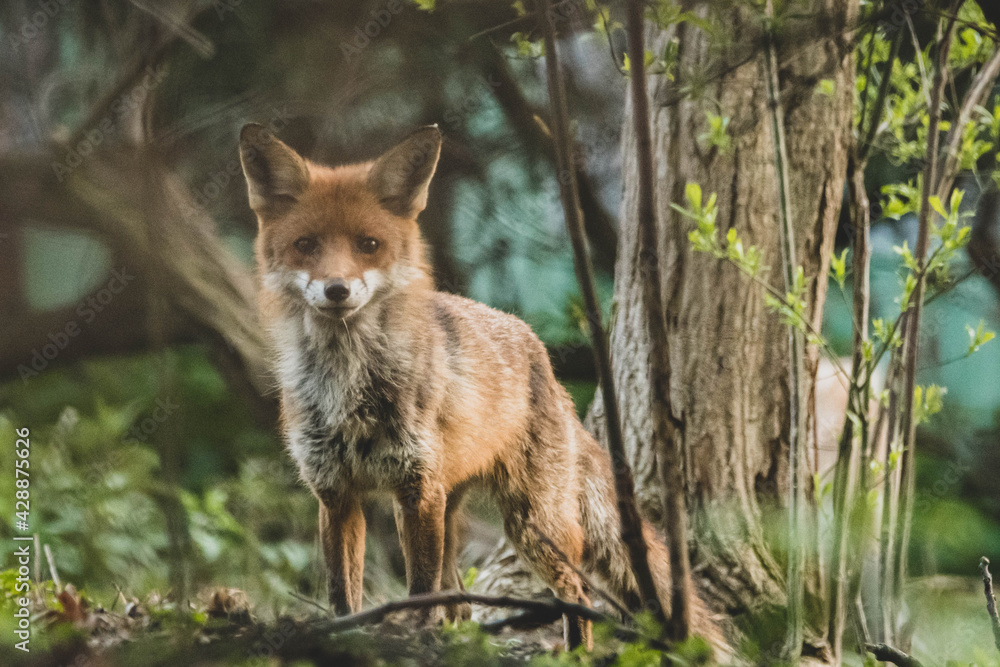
<box><xmin>586</xmin><ymin>2</ymin><xmax>855</xmax><ymax>616</ymax></box>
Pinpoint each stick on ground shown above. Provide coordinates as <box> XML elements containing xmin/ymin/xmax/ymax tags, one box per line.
<box><xmin>310</xmin><ymin>590</ymin><xmax>673</xmax><ymax>653</ymax></box>
<box><xmin>43</xmin><ymin>543</ymin><xmax>61</xmax><ymax>590</ymax></box>
<box><xmin>864</xmin><ymin>642</ymin><xmax>925</xmax><ymax>667</ymax></box>
<box><xmin>980</xmin><ymin>556</ymin><xmax>1000</xmax><ymax>652</ymax></box>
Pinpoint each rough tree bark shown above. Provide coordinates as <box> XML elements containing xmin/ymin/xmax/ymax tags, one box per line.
<box><xmin>475</xmin><ymin>3</ymin><xmax>856</xmax><ymax>638</ymax></box>
<box><xmin>586</xmin><ymin>1</ymin><xmax>855</xmax><ymax>616</ymax></box>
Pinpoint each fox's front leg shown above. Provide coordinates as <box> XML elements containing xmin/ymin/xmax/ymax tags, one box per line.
<box><xmin>317</xmin><ymin>493</ymin><xmax>366</xmax><ymax>615</ymax></box>
<box><xmin>393</xmin><ymin>479</ymin><xmax>446</xmax><ymax>620</ymax></box>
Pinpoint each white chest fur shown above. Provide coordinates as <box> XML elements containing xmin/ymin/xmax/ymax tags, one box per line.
<box><xmin>269</xmin><ymin>311</ymin><xmax>423</xmax><ymax>494</ymax></box>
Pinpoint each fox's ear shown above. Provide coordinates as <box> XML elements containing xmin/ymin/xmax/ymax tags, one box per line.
<box><xmin>239</xmin><ymin>123</ymin><xmax>310</xmax><ymax>212</ymax></box>
<box><xmin>368</xmin><ymin>126</ymin><xmax>442</xmax><ymax>218</ymax></box>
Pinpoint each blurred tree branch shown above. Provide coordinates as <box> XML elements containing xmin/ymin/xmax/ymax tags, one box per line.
<box><xmin>0</xmin><ymin>153</ymin><xmax>276</xmax><ymax>426</ymax></box>
<box><xmin>463</xmin><ymin>38</ymin><xmax>619</xmax><ymax>273</ymax></box>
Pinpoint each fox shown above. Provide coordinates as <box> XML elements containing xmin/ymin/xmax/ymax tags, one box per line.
<box><xmin>238</xmin><ymin>123</ymin><xmax>721</xmax><ymax>650</ymax></box>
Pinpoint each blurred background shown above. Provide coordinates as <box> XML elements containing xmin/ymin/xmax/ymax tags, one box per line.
<box><xmin>0</xmin><ymin>0</ymin><xmax>999</xmax><ymax>660</ymax></box>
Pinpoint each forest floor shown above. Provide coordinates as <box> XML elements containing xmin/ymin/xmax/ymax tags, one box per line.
<box><xmin>1</xmin><ymin>583</ymin><xmax>662</xmax><ymax>667</ymax></box>
<box><xmin>5</xmin><ymin>575</ymin><xmax>999</xmax><ymax>666</ymax></box>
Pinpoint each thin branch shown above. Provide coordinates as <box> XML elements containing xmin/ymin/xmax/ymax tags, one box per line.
<box><xmin>465</xmin><ymin>13</ymin><xmax>534</xmax><ymax>42</ymax></box>
<box><xmin>857</xmin><ymin>20</ymin><xmax>880</xmax><ymax>134</ymax></box>
<box><xmin>479</xmin><ymin>607</ymin><xmax>563</xmax><ymax>632</ymax></box>
<box><xmin>860</xmin><ymin>31</ymin><xmax>903</xmax><ymax>161</ymax></box>
<box><xmin>895</xmin><ymin>0</ymin><xmax>962</xmax><ymax>620</ymax></box>
<box><xmin>979</xmin><ymin>557</ymin><xmax>1000</xmax><ymax>652</ymax></box>
<box><xmin>313</xmin><ymin>590</ymin><xmax>635</xmax><ymax>637</ymax></box>
<box><xmin>904</xmin><ymin>12</ymin><xmax>933</xmax><ymax>110</ymax></box>
<box><xmin>127</xmin><ymin>0</ymin><xmax>214</xmax><ymax>58</ymax></box>
<box><xmin>57</xmin><ymin>1</ymin><xmax>214</xmax><ymax>150</ymax></box>
<box><xmin>462</xmin><ymin>39</ymin><xmax>618</xmax><ymax>272</ymax></box>
<box><xmin>624</xmin><ymin>0</ymin><xmax>689</xmax><ymax>641</ymax></box>
<box><xmin>598</xmin><ymin>3</ymin><xmax>625</xmax><ymax>75</ymax></box>
<box><xmin>865</xmin><ymin>642</ymin><xmax>925</xmax><ymax>667</ymax></box>
<box><xmin>725</xmin><ymin>261</ymin><xmax>850</xmax><ymax>379</ymax></box>
<box><xmin>763</xmin><ymin>0</ymin><xmax>806</xmax><ymax>657</ymax></box>
<box><xmin>937</xmin><ymin>44</ymin><xmax>1000</xmax><ymax>199</ymax></box>
<box><xmin>288</xmin><ymin>590</ymin><xmax>331</xmax><ymax>615</ymax></box>
<box><xmin>538</xmin><ymin>0</ymin><xmax>665</xmax><ymax>632</ymax></box>
<box><xmin>43</xmin><ymin>544</ymin><xmax>61</xmax><ymax>590</ymax></box>
<box><xmin>829</xmin><ymin>153</ymin><xmax>872</xmax><ymax>657</ymax></box>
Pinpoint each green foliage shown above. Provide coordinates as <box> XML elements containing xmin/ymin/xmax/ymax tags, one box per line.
<box><xmin>967</xmin><ymin>320</ymin><xmax>996</xmax><ymax>355</ymax></box>
<box><xmin>697</xmin><ymin>111</ymin><xmax>731</xmax><ymax>153</ymax></box>
<box><xmin>830</xmin><ymin>248</ymin><xmax>849</xmax><ymax>290</ymax></box>
<box><xmin>0</xmin><ymin>352</ymin><xmax>317</xmax><ymax>613</ymax></box>
<box><xmin>462</xmin><ymin>566</ymin><xmax>479</xmax><ymax>590</ymax></box>
<box><xmin>763</xmin><ymin>267</ymin><xmax>809</xmax><ymax>333</ymax></box>
<box><xmin>913</xmin><ymin>384</ymin><xmax>946</xmax><ymax>426</ymax></box>
<box><xmin>872</xmin><ymin>317</ymin><xmax>901</xmax><ymax>351</ymax></box>
<box><xmin>814</xmin><ymin>78</ymin><xmax>835</xmax><ymax>97</ymax></box>
<box><xmin>510</xmin><ymin>32</ymin><xmax>543</xmax><ymax>58</ymax></box>
<box><xmin>676</xmin><ymin>182</ymin><xmax>824</xmax><ymax>343</ymax></box>
<box><xmin>646</xmin><ymin>1</ymin><xmax>716</xmax><ymax>36</ymax></box>
<box><xmin>439</xmin><ymin>621</ymin><xmax>503</xmax><ymax>664</ymax></box>
<box><xmin>675</xmin><ymin>182</ymin><xmax>762</xmax><ymax>276</ymax></box>
<box><xmin>883</xmin><ymin>188</ymin><xmax>973</xmax><ymax>309</ymax></box>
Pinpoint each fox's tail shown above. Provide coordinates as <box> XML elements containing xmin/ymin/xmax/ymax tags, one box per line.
<box><xmin>575</xmin><ymin>422</ymin><xmax>726</xmax><ymax>649</ymax></box>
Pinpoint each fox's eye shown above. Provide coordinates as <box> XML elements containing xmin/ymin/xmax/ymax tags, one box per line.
<box><xmin>357</xmin><ymin>237</ymin><xmax>380</xmax><ymax>254</ymax></box>
<box><xmin>293</xmin><ymin>237</ymin><xmax>318</xmax><ymax>254</ymax></box>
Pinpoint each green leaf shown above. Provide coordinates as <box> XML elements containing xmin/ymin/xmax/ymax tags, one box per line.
<box><xmin>697</xmin><ymin>111</ymin><xmax>731</xmax><ymax>153</ymax></box>
<box><xmin>685</xmin><ymin>181</ymin><xmax>703</xmax><ymax>210</ymax></box>
<box><xmin>815</xmin><ymin>78</ymin><xmax>835</xmax><ymax>97</ymax></box>
<box><xmin>929</xmin><ymin>195</ymin><xmax>947</xmax><ymax>218</ymax></box>
<box><xmin>914</xmin><ymin>384</ymin><xmax>946</xmax><ymax>426</ymax></box>
<box><xmin>967</xmin><ymin>319</ymin><xmax>996</xmax><ymax>355</ymax></box>
<box><xmin>830</xmin><ymin>247</ymin><xmax>848</xmax><ymax>289</ymax></box>
<box><xmin>462</xmin><ymin>566</ymin><xmax>479</xmax><ymax>590</ymax></box>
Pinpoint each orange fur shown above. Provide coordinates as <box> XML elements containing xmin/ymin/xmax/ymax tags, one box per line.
<box><xmin>239</xmin><ymin>124</ymin><xmax>723</xmax><ymax>651</ymax></box>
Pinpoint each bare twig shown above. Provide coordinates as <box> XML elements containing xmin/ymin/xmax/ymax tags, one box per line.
<box><xmin>624</xmin><ymin>0</ymin><xmax>689</xmax><ymax>641</ymax></box>
<box><xmin>904</xmin><ymin>13</ymin><xmax>932</xmax><ymax>110</ymax></box>
<box><xmin>43</xmin><ymin>544</ymin><xmax>61</xmax><ymax>590</ymax></box>
<box><xmin>128</xmin><ymin>0</ymin><xmax>214</xmax><ymax>58</ymax></box>
<box><xmin>321</xmin><ymin>590</ymin><xmax>589</xmax><ymax>629</ymax></box>
<box><xmin>895</xmin><ymin>3</ymin><xmax>961</xmax><ymax>608</ymax></box>
<box><xmin>936</xmin><ymin>44</ymin><xmax>1000</xmax><ymax>199</ymax></box>
<box><xmin>59</xmin><ymin>1</ymin><xmax>213</xmax><ymax>149</ymax></box>
<box><xmin>762</xmin><ymin>0</ymin><xmax>806</xmax><ymax>659</ymax></box>
<box><xmin>979</xmin><ymin>557</ymin><xmax>1000</xmax><ymax>652</ymax></box>
<box><xmin>112</xmin><ymin>583</ymin><xmax>127</xmax><ymax>613</ymax></box>
<box><xmin>829</xmin><ymin>151</ymin><xmax>873</xmax><ymax>658</ymax></box>
<box><xmin>33</xmin><ymin>534</ymin><xmax>41</xmax><ymax>584</ymax></box>
<box><xmin>288</xmin><ymin>590</ymin><xmax>331</xmax><ymax>615</ymax></box>
<box><xmin>465</xmin><ymin>13</ymin><xmax>533</xmax><ymax>42</ymax></box>
<box><xmin>537</xmin><ymin>0</ymin><xmax>665</xmax><ymax>631</ymax></box>
<box><xmin>315</xmin><ymin>590</ymin><xmax>674</xmax><ymax>654</ymax></box>
<box><xmin>463</xmin><ymin>39</ymin><xmax>618</xmax><ymax>272</ymax></box>
<box><xmin>865</xmin><ymin>642</ymin><xmax>925</xmax><ymax>667</ymax></box>
<box><xmin>859</xmin><ymin>31</ymin><xmax>903</xmax><ymax>160</ymax></box>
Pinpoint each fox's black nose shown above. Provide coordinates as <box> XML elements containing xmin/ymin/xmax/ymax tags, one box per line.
<box><xmin>324</xmin><ymin>280</ymin><xmax>350</xmax><ymax>303</ymax></box>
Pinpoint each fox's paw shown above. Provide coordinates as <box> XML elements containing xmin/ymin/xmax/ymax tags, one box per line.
<box><xmin>445</xmin><ymin>601</ymin><xmax>472</xmax><ymax>624</ymax></box>
<box><xmin>394</xmin><ymin>605</ymin><xmax>444</xmax><ymax>628</ymax></box>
